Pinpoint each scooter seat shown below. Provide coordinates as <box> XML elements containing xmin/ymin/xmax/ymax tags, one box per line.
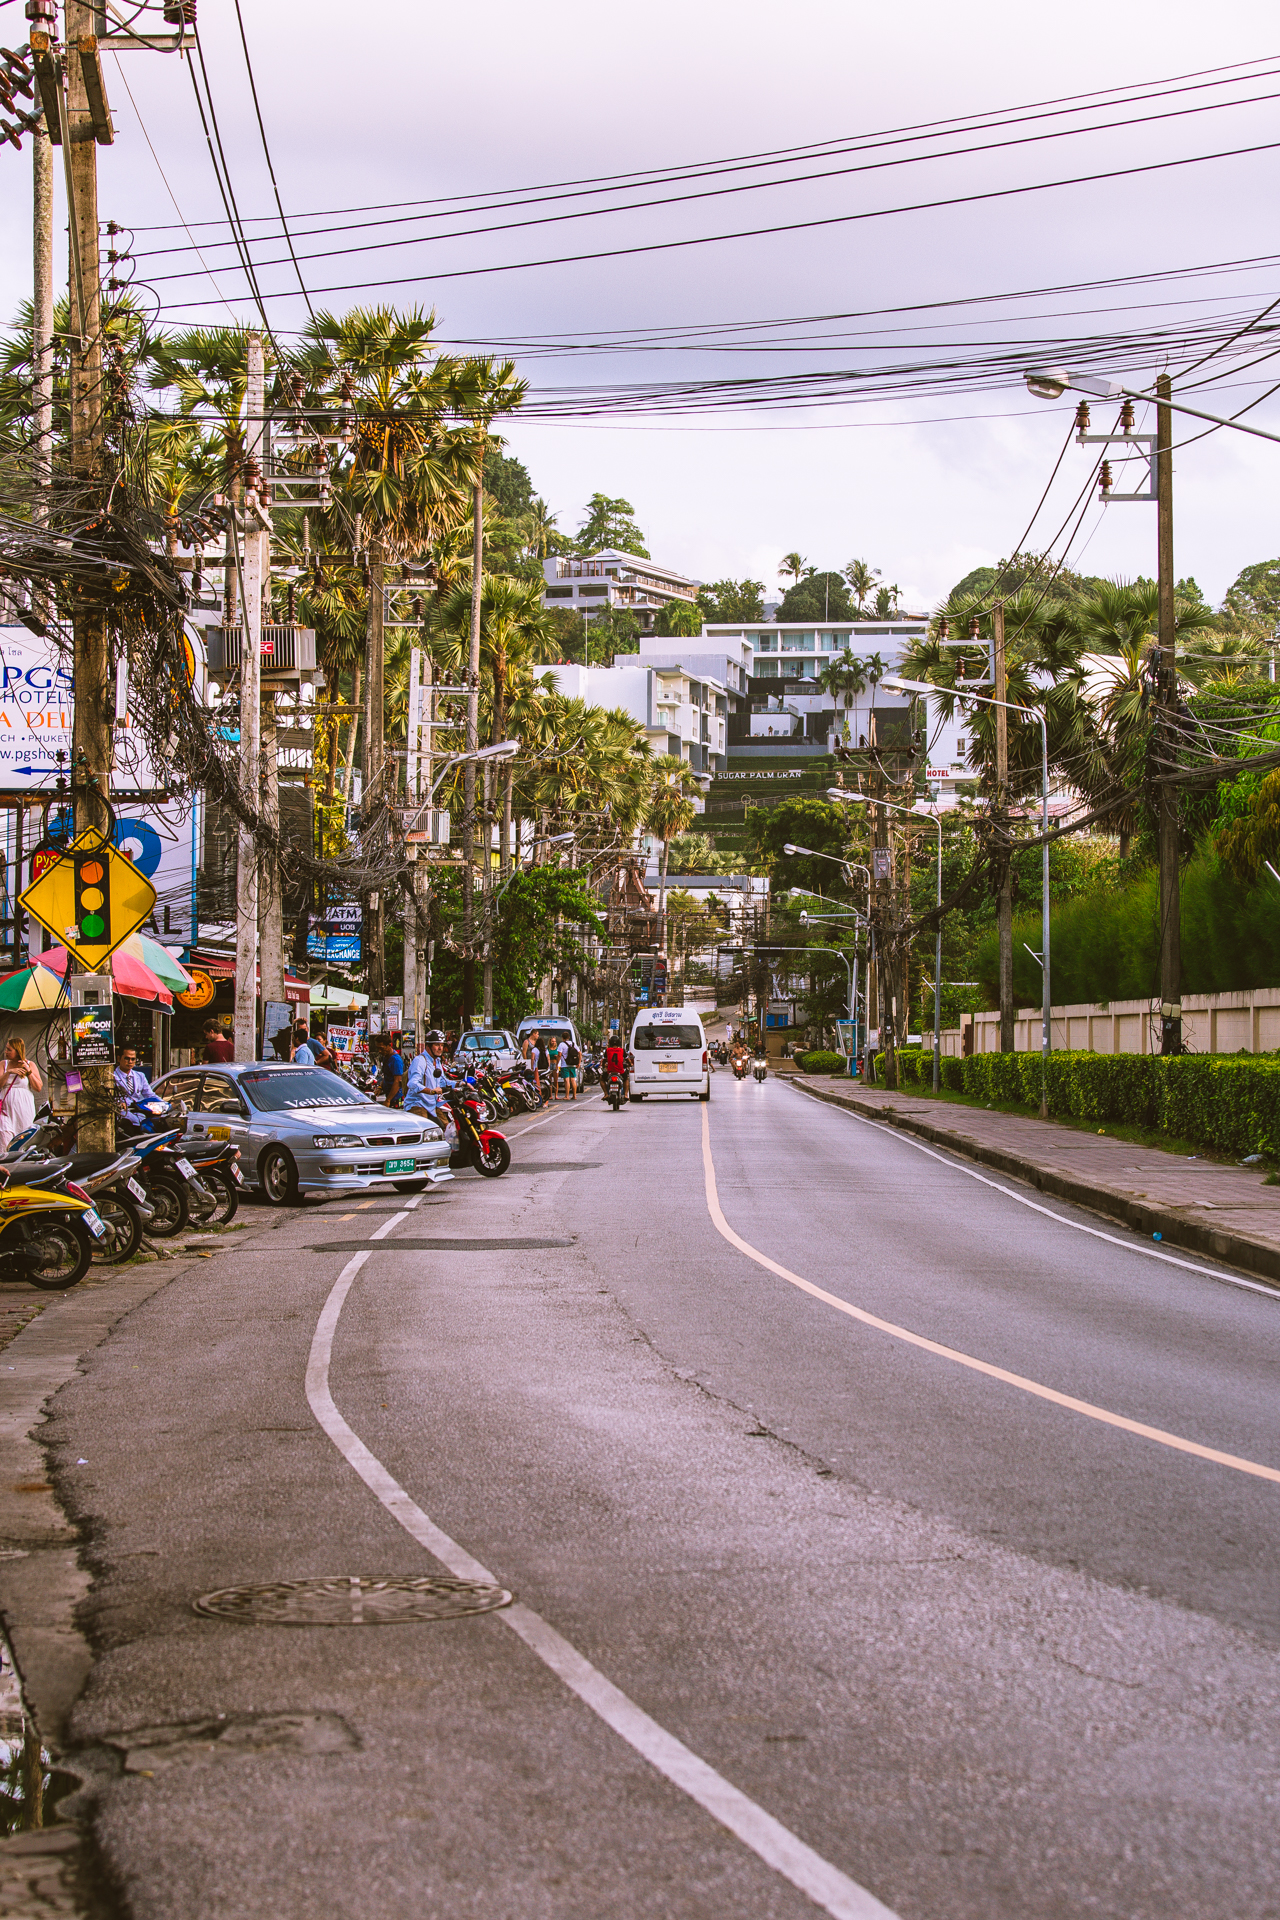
<box><xmin>64</xmin><ymin>1151</ymin><xmax>119</xmax><ymax>1176</ymax></box>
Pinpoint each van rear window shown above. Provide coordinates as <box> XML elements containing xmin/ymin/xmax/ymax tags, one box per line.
<box><xmin>634</xmin><ymin>1027</ymin><xmax>703</xmax><ymax>1050</ymax></box>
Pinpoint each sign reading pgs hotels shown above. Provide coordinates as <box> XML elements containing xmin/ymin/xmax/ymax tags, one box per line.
<box><xmin>0</xmin><ymin>628</ymin><xmax>72</xmax><ymax>784</ymax></box>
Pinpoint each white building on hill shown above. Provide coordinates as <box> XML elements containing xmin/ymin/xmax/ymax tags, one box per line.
<box><xmin>541</xmin><ymin>551</ymin><xmax>700</xmax><ymax>632</ymax></box>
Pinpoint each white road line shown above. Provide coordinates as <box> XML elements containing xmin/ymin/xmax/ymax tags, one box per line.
<box><xmin>702</xmin><ymin>1107</ymin><xmax>1280</xmax><ymax>1486</ymax></box>
<box><xmin>785</xmin><ymin>1080</ymin><xmax>1280</xmax><ymax>1300</ymax></box>
<box><xmin>404</xmin><ymin>1196</ymin><xmax>423</xmax><ymax>1211</ymax></box>
<box><xmin>306</xmin><ymin>1251</ymin><xmax>898</xmax><ymax>1920</ymax></box>
<box><xmin>369</xmin><ymin>1211</ymin><xmax>409</xmax><ymax>1240</ymax></box>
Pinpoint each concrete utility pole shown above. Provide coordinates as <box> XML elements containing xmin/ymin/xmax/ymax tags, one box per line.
<box><xmin>1156</xmin><ymin>373</ymin><xmax>1181</xmax><ymax>1056</ymax></box>
<box><xmin>32</xmin><ymin>96</ymin><xmax>52</xmax><ymax>624</ymax></box>
<box><xmin>233</xmin><ymin>333</ymin><xmax>264</xmax><ymax>1062</ymax></box>
<box><xmin>257</xmin><ymin>691</ymin><xmax>285</xmax><ymax>1008</ymax></box>
<box><xmin>364</xmin><ymin>540</ymin><xmax>385</xmax><ymax>1002</ymax></box>
<box><xmin>993</xmin><ymin>602</ymin><xmax>1014</xmax><ymax>1053</ymax></box>
<box><xmin>64</xmin><ymin>0</ymin><xmax>113</xmax><ymax>1149</ymax></box>
<box><xmin>482</xmin><ymin>759</ymin><xmax>494</xmax><ymax>1023</ymax></box>
<box><xmin>462</xmin><ymin>456</ymin><xmax>484</xmax><ymax>1018</ymax></box>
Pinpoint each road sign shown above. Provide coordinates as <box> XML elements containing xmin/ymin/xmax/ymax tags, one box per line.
<box><xmin>19</xmin><ymin>828</ymin><xmax>157</xmax><ymax>969</ymax></box>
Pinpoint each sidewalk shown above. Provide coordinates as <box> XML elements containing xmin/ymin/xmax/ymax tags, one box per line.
<box><xmin>780</xmin><ymin>1067</ymin><xmax>1280</xmax><ymax>1289</ymax></box>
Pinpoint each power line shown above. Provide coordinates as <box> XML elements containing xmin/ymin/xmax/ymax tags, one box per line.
<box><xmin>230</xmin><ymin>0</ymin><xmax>314</xmax><ymax>320</ymax></box>
<box><xmin>157</xmin><ymin>133</ymin><xmax>1280</xmax><ymax>308</ymax></box>
<box><xmin>130</xmin><ymin>86</ymin><xmax>1280</xmax><ymax>283</ymax></box>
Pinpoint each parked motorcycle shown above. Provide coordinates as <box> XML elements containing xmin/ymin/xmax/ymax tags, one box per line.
<box><xmin>4</xmin><ymin>1117</ymin><xmax>153</xmax><ymax>1265</ymax></box>
<box><xmin>0</xmin><ymin>1164</ymin><xmax>104</xmax><ymax>1287</ymax></box>
<box><xmin>441</xmin><ymin>1086</ymin><xmax>511</xmax><ymax>1177</ymax></box>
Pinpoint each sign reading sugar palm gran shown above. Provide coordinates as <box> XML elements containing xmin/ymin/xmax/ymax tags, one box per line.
<box><xmin>19</xmin><ymin>828</ymin><xmax>157</xmax><ymax>969</ymax></box>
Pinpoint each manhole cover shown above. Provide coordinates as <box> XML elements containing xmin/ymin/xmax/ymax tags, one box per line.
<box><xmin>194</xmin><ymin>1576</ymin><xmax>513</xmax><ymax>1625</ymax></box>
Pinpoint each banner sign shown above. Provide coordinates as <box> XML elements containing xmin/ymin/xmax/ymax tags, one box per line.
<box><xmin>70</xmin><ymin>1003</ymin><xmax>115</xmax><ymax>1065</ymax></box>
<box><xmin>307</xmin><ymin>895</ymin><xmax>362</xmax><ymax>963</ymax></box>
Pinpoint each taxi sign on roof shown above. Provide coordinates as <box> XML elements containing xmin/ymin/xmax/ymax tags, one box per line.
<box><xmin>19</xmin><ymin>827</ymin><xmax>157</xmax><ymax>970</ymax></box>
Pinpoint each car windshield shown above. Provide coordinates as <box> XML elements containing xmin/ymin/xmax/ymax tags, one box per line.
<box><xmin>239</xmin><ymin>1068</ymin><xmax>372</xmax><ymax>1112</ymax></box>
<box><xmin>633</xmin><ymin>1027</ymin><xmax>703</xmax><ymax>1050</ymax></box>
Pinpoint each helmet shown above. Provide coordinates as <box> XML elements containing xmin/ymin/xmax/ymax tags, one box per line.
<box><xmin>425</xmin><ymin>1029</ymin><xmax>445</xmax><ymax>1047</ymax></box>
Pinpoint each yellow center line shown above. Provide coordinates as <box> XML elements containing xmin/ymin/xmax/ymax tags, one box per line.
<box><xmin>700</xmin><ymin>1107</ymin><xmax>1280</xmax><ymax>1487</ymax></box>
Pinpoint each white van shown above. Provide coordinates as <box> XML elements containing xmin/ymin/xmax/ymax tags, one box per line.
<box><xmin>629</xmin><ymin>1007</ymin><xmax>710</xmax><ymax>1101</ymax></box>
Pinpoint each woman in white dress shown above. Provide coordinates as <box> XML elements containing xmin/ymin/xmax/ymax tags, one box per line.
<box><xmin>0</xmin><ymin>1039</ymin><xmax>41</xmax><ymax>1152</ymax></box>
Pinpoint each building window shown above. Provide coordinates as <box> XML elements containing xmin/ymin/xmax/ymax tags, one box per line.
<box><xmin>756</xmin><ymin>659</ymin><xmax>778</xmax><ymax>677</ymax></box>
<box><xmin>545</xmin><ymin>587</ymin><xmax>573</xmax><ymax>600</ymax></box>
<box><xmin>820</xmin><ymin>633</ymin><xmax>841</xmax><ymax>650</ymax></box>
<box><xmin>756</xmin><ymin>634</ymin><xmax>777</xmax><ymax>652</ymax></box>
<box><xmin>780</xmin><ymin>632</ymin><xmax>812</xmax><ymax>651</ymax></box>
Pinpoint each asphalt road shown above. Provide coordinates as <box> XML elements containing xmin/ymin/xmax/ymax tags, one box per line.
<box><xmin>37</xmin><ymin>1073</ymin><xmax>1280</xmax><ymax>1919</ymax></box>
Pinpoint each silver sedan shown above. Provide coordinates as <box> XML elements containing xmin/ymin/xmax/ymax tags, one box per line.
<box><xmin>153</xmin><ymin>1063</ymin><xmax>453</xmax><ymax>1206</ymax></box>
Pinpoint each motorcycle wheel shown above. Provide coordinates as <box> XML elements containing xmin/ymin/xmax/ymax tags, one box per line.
<box><xmin>609</xmin><ymin>1088</ymin><xmax>620</xmax><ymax>1112</ymax></box>
<box><xmin>144</xmin><ymin>1176</ymin><xmax>189</xmax><ymax>1238</ymax></box>
<box><xmin>91</xmin><ymin>1192</ymin><xmax>143</xmax><ymax>1265</ymax></box>
<box><xmin>471</xmin><ymin>1134</ymin><xmax>511</xmax><ymax>1178</ymax></box>
<box><xmin>202</xmin><ymin>1169</ymin><xmax>239</xmax><ymax>1226</ymax></box>
<box><xmin>23</xmin><ymin>1219</ymin><xmax>93</xmax><ymax>1290</ymax></box>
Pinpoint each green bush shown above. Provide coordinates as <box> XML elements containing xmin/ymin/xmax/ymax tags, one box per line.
<box><xmin>919</xmin><ymin>1048</ymin><xmax>1280</xmax><ymax>1158</ymax></box>
<box><xmin>801</xmin><ymin>1050</ymin><xmax>847</xmax><ymax>1075</ymax></box>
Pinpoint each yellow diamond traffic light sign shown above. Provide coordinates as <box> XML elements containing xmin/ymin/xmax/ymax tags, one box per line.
<box><xmin>19</xmin><ymin>829</ymin><xmax>157</xmax><ymax>969</ymax></box>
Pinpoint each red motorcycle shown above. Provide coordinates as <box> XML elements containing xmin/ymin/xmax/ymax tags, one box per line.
<box><xmin>442</xmin><ymin>1086</ymin><xmax>511</xmax><ymax>1177</ymax></box>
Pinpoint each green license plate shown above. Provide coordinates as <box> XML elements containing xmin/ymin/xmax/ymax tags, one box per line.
<box><xmin>384</xmin><ymin>1157</ymin><xmax>416</xmax><ymax>1174</ymax></box>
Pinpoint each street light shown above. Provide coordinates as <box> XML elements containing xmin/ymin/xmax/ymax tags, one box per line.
<box><xmin>881</xmin><ymin>677</ymin><xmax>1051</xmax><ymax>1111</ymax></box>
<box><xmin>1024</xmin><ymin>369</ymin><xmax>1280</xmax><ymax>446</ymax></box>
<box><xmin>749</xmin><ymin>943</ymin><xmax>858</xmax><ymax>1066</ymax></box>
<box><xmin>783</xmin><ymin>843</ymin><xmax>872</xmax><ymax>902</ymax></box>
<box><xmin>827</xmin><ymin>788</ymin><xmax>944</xmax><ymax>1092</ymax></box>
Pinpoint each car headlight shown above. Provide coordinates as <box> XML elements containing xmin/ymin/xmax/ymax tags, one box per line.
<box><xmin>313</xmin><ymin>1134</ymin><xmax>363</xmax><ymax>1148</ymax></box>
<box><xmin>423</xmin><ymin>1125</ymin><xmax>443</xmax><ymax>1142</ymax></box>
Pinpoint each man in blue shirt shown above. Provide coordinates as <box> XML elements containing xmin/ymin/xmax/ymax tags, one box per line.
<box><xmin>376</xmin><ymin>1035</ymin><xmax>405</xmax><ymax>1107</ymax></box>
<box><xmin>291</xmin><ymin>1023</ymin><xmax>316</xmax><ymax>1066</ymax></box>
<box><xmin>405</xmin><ymin>1031</ymin><xmax>450</xmax><ymax>1122</ymax></box>
<box><xmin>114</xmin><ymin>1047</ymin><xmax>158</xmax><ymax>1127</ymax></box>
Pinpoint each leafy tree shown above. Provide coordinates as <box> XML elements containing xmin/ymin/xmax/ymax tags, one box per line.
<box><xmin>646</xmin><ymin>754</ymin><xmax>700</xmax><ymax>945</ymax></box>
<box><xmin>483</xmin><ymin>444</ymin><xmax>534</xmax><ymax>520</ymax></box>
<box><xmin>744</xmin><ymin>797</ymin><xmax>853</xmax><ymax>897</ymax></box>
<box><xmin>653</xmin><ymin>598</ymin><xmax>703</xmax><ymax>637</ymax></box>
<box><xmin>664</xmin><ymin>834</ymin><xmax>739</xmax><ymax>874</ymax></box>
<box><xmin>697</xmin><ymin>578</ymin><xmax>766</xmax><ymax>622</ymax></box>
<box><xmin>775</xmin><ymin>571</ymin><xmax>854</xmax><ymax>622</ymax></box>
<box><xmin>817</xmin><ymin>652</ymin><xmax>868</xmax><ymax>739</ymax></box>
<box><xmin>1222</xmin><ymin>558</ymin><xmax>1280</xmax><ymax>632</ymax></box>
<box><xmin>871</xmin><ymin>583</ymin><xmax>901</xmax><ymax>618</ymax></box>
<box><xmin>573</xmin><ymin>491</ymin><xmax>648</xmax><ymax>557</ymax></box>
<box><xmin>427</xmin><ymin>865</ymin><xmax>602</xmax><ymax>1029</ymax></box>
<box><xmin>945</xmin><ymin>551</ymin><xmax>1107</xmax><ymax>606</ymax></box>
<box><xmin>587</xmin><ymin>605</ymin><xmax>642</xmax><ymax>656</ymax></box>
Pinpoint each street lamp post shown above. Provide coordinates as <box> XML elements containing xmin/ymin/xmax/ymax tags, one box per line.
<box><xmin>880</xmin><ymin>682</ymin><xmax>1051</xmax><ymax>1115</ymax></box>
<box><xmin>826</xmin><ymin>790</ymin><xmax>944</xmax><ymax>1093</ymax></box>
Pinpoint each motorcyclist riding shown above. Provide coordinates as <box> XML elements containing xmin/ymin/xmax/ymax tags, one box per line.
<box><xmin>604</xmin><ymin>1034</ymin><xmax>631</xmax><ymax>1105</ymax></box>
<box><xmin>404</xmin><ymin>1030</ymin><xmax>451</xmax><ymax>1123</ymax></box>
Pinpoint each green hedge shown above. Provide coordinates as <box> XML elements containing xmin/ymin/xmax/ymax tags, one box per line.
<box><xmin>799</xmin><ymin>1050</ymin><xmax>847</xmax><ymax>1075</ymax></box>
<box><xmin>908</xmin><ymin>1048</ymin><xmax>1280</xmax><ymax>1158</ymax></box>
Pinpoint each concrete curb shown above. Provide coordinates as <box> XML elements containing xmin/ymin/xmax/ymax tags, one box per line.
<box><xmin>787</xmin><ymin>1078</ymin><xmax>1280</xmax><ymax>1293</ymax></box>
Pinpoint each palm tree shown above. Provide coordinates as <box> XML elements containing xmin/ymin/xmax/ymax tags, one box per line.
<box><xmin>646</xmin><ymin>753</ymin><xmax>700</xmax><ymax>951</ymax></box>
<box><xmin>147</xmin><ymin>325</ymin><xmax>260</xmax><ymax>622</ymax></box>
<box><xmin>817</xmin><ymin>652</ymin><xmax>868</xmax><ymax>742</ymax></box>
<box><xmin>779</xmin><ymin>551</ymin><xmax>809</xmax><ymax>588</ymax></box>
<box><xmin>523</xmin><ymin>496</ymin><xmax>559</xmax><ymax>562</ymax></box>
<box><xmin>844</xmin><ymin>558</ymin><xmax>879</xmax><ymax>613</ymax></box>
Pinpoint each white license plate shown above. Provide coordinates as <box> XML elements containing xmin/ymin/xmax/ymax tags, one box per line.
<box><xmin>126</xmin><ymin>1177</ymin><xmax>145</xmax><ymax>1203</ymax></box>
<box><xmin>175</xmin><ymin>1156</ymin><xmax>197</xmax><ymax>1179</ymax></box>
<box><xmin>658</xmin><ymin>1063</ymin><xmax>679</xmax><ymax>1074</ymax></box>
<box><xmin>83</xmin><ymin>1207</ymin><xmax>106</xmax><ymax>1239</ymax></box>
<box><xmin>229</xmin><ymin>1164</ymin><xmax>243</xmax><ymax>1185</ymax></box>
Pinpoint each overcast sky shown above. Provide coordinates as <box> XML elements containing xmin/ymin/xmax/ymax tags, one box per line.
<box><xmin>5</xmin><ymin>0</ymin><xmax>1279</xmax><ymax>608</ymax></box>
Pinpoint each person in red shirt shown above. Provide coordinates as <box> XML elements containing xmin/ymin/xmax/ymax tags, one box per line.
<box><xmin>604</xmin><ymin>1033</ymin><xmax>630</xmax><ymax>1104</ymax></box>
<box><xmin>202</xmin><ymin>1019</ymin><xmax>234</xmax><ymax>1063</ymax></box>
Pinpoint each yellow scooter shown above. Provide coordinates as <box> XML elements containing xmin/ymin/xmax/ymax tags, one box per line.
<box><xmin>0</xmin><ymin>1166</ymin><xmax>104</xmax><ymax>1289</ymax></box>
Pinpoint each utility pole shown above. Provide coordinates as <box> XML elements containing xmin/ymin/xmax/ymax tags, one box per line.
<box><xmin>233</xmin><ymin>333</ymin><xmax>263</xmax><ymax>1062</ymax></box>
<box><xmin>32</xmin><ymin>83</ymin><xmax>52</xmax><ymax>626</ymax></box>
<box><xmin>64</xmin><ymin>0</ymin><xmax>112</xmax><ymax>1148</ymax></box>
<box><xmin>482</xmin><ymin>759</ymin><xmax>494</xmax><ymax>1022</ymax></box>
<box><xmin>258</xmin><ymin>690</ymin><xmax>285</xmax><ymax>1008</ymax></box>
<box><xmin>463</xmin><ymin>445</ymin><xmax>485</xmax><ymax>1019</ymax></box>
<box><xmin>364</xmin><ymin>539</ymin><xmax>385</xmax><ymax>1002</ymax></box>
<box><xmin>993</xmin><ymin>602</ymin><xmax>1014</xmax><ymax>1053</ymax></box>
<box><xmin>1156</xmin><ymin>373</ymin><xmax>1181</xmax><ymax>1055</ymax></box>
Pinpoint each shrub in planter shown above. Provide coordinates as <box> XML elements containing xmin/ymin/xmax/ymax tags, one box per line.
<box><xmin>802</xmin><ymin>1050</ymin><xmax>847</xmax><ymax>1075</ymax></box>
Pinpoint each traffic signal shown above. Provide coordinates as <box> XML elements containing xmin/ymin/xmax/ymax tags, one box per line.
<box><xmin>73</xmin><ymin>850</ymin><xmax>111</xmax><ymax>946</ymax></box>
